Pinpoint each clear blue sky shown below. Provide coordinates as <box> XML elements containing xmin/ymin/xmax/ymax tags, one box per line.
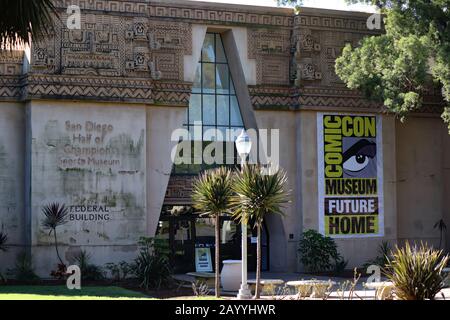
<box><xmin>192</xmin><ymin>0</ymin><xmax>377</xmax><ymax>12</ymax></box>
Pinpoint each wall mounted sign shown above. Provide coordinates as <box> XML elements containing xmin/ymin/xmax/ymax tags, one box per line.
<box><xmin>195</xmin><ymin>247</ymin><xmax>213</xmax><ymax>272</ymax></box>
<box><xmin>30</xmin><ymin>104</ymin><xmax>146</xmax><ymax>247</ymax></box>
<box><xmin>317</xmin><ymin>113</ymin><xmax>384</xmax><ymax>238</ymax></box>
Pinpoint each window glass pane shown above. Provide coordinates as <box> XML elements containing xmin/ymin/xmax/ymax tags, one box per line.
<box><xmin>189</xmin><ymin>125</ymin><xmax>203</xmax><ymax>141</ymax></box>
<box><xmin>202</xmin><ymin>63</ymin><xmax>215</xmax><ymax>94</ymax></box>
<box><xmin>189</xmin><ymin>94</ymin><xmax>201</xmax><ymax>124</ymax></box>
<box><xmin>216</xmin><ymin>64</ymin><xmax>230</xmax><ymax>94</ymax></box>
<box><xmin>192</xmin><ymin>66</ymin><xmax>201</xmax><ymax>93</ymax></box>
<box><xmin>216</xmin><ymin>127</ymin><xmax>229</xmax><ymax>142</ymax></box>
<box><xmin>176</xmin><ymin>33</ymin><xmax>247</xmax><ymax>175</ymax></box>
<box><xmin>202</xmin><ymin>95</ymin><xmax>216</xmax><ymax>125</ymax></box>
<box><xmin>230</xmin><ymin>96</ymin><xmax>243</xmax><ymax>126</ymax></box>
<box><xmin>202</xmin><ymin>33</ymin><xmax>215</xmax><ymax>63</ymax></box>
<box><xmin>217</xmin><ymin>95</ymin><xmax>229</xmax><ymax>126</ymax></box>
<box><xmin>203</xmin><ymin>126</ymin><xmax>217</xmax><ymax>142</ymax></box>
<box><xmin>215</xmin><ymin>34</ymin><xmax>227</xmax><ymax>63</ymax></box>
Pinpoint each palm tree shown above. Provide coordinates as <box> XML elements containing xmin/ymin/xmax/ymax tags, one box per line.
<box><xmin>231</xmin><ymin>165</ymin><xmax>290</xmax><ymax>299</ymax></box>
<box><xmin>192</xmin><ymin>167</ymin><xmax>234</xmax><ymax>298</ymax></box>
<box><xmin>0</xmin><ymin>0</ymin><xmax>58</xmax><ymax>48</ymax></box>
<box><xmin>434</xmin><ymin>219</ymin><xmax>447</xmax><ymax>250</ymax></box>
<box><xmin>41</xmin><ymin>203</ymin><xmax>69</xmax><ymax>266</ymax></box>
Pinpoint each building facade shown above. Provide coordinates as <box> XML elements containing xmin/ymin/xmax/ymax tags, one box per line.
<box><xmin>0</xmin><ymin>0</ymin><xmax>449</xmax><ymax>276</ymax></box>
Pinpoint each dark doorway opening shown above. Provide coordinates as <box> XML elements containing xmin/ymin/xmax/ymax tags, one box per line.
<box><xmin>156</xmin><ymin>205</ymin><xmax>270</xmax><ymax>274</ymax></box>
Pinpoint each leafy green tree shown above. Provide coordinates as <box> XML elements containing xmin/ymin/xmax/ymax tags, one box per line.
<box><xmin>192</xmin><ymin>167</ymin><xmax>234</xmax><ymax>298</ymax></box>
<box><xmin>41</xmin><ymin>203</ymin><xmax>69</xmax><ymax>266</ymax></box>
<box><xmin>278</xmin><ymin>0</ymin><xmax>450</xmax><ymax>131</ymax></box>
<box><xmin>231</xmin><ymin>165</ymin><xmax>290</xmax><ymax>299</ymax></box>
<box><xmin>0</xmin><ymin>0</ymin><xmax>58</xmax><ymax>48</ymax></box>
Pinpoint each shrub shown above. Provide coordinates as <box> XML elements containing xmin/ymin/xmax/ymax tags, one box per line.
<box><xmin>131</xmin><ymin>237</ymin><xmax>172</xmax><ymax>291</ymax></box>
<box><xmin>334</xmin><ymin>257</ymin><xmax>349</xmax><ymax>275</ymax></box>
<box><xmin>105</xmin><ymin>261</ymin><xmax>132</xmax><ymax>282</ymax></box>
<box><xmin>298</xmin><ymin>229</ymin><xmax>341</xmax><ymax>273</ymax></box>
<box><xmin>50</xmin><ymin>263</ymin><xmax>67</xmax><ymax>280</ymax></box>
<box><xmin>7</xmin><ymin>252</ymin><xmax>40</xmax><ymax>282</ymax></box>
<box><xmin>387</xmin><ymin>242</ymin><xmax>449</xmax><ymax>300</ymax></box>
<box><xmin>74</xmin><ymin>250</ymin><xmax>105</xmax><ymax>281</ymax></box>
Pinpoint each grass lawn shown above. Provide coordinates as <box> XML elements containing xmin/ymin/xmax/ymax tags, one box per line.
<box><xmin>0</xmin><ymin>286</ymin><xmax>154</xmax><ymax>300</ymax></box>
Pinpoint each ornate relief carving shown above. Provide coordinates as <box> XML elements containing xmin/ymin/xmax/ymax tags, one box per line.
<box><xmin>298</xmin><ymin>59</ymin><xmax>322</xmax><ymax>82</ymax></box>
<box><xmin>0</xmin><ymin>51</ymin><xmax>23</xmax><ymax>76</ymax></box>
<box><xmin>54</xmin><ymin>0</ymin><xmax>294</xmax><ymax>27</ymax></box>
<box><xmin>22</xmin><ymin>74</ymin><xmax>153</xmax><ymax>102</ymax></box>
<box><xmin>60</xmin><ymin>18</ymin><xmax>122</xmax><ymax>77</ymax></box>
<box><xmin>153</xmin><ymin>81</ymin><xmax>192</xmax><ymax>106</ymax></box>
<box><xmin>0</xmin><ymin>77</ymin><xmax>22</xmax><ymax>100</ymax></box>
<box><xmin>292</xmin><ymin>28</ymin><xmax>323</xmax><ymax>86</ymax></box>
<box><xmin>294</xmin><ymin>10</ymin><xmax>381</xmax><ymax>34</ymax></box>
<box><xmin>149</xmin><ymin>21</ymin><xmax>192</xmax><ymax>81</ymax></box>
<box><xmin>249</xmin><ymin>86</ymin><xmax>297</xmax><ymax>110</ymax></box>
<box><xmin>248</xmin><ymin>28</ymin><xmax>291</xmax><ymax>85</ymax></box>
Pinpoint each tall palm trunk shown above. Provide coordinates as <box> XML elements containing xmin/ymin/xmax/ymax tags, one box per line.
<box><xmin>53</xmin><ymin>230</ymin><xmax>64</xmax><ymax>266</ymax></box>
<box><xmin>215</xmin><ymin>215</ymin><xmax>221</xmax><ymax>298</ymax></box>
<box><xmin>255</xmin><ymin>223</ymin><xmax>262</xmax><ymax>299</ymax></box>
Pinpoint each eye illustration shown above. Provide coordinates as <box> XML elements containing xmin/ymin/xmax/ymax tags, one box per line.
<box><xmin>343</xmin><ymin>139</ymin><xmax>376</xmax><ymax>173</ymax></box>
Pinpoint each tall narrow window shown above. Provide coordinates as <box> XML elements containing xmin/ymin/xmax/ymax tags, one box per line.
<box><xmin>174</xmin><ymin>33</ymin><xmax>245</xmax><ymax>174</ymax></box>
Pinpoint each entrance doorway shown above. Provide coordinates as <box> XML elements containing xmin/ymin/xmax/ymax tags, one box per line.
<box><xmin>156</xmin><ymin>205</ymin><xmax>270</xmax><ymax>274</ymax></box>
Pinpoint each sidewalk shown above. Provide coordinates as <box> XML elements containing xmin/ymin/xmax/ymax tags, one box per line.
<box><xmin>174</xmin><ymin>271</ymin><xmax>450</xmax><ymax>300</ymax></box>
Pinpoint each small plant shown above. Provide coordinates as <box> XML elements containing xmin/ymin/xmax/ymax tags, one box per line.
<box><xmin>386</xmin><ymin>242</ymin><xmax>449</xmax><ymax>300</ymax></box>
<box><xmin>363</xmin><ymin>241</ymin><xmax>391</xmax><ymax>271</ymax></box>
<box><xmin>41</xmin><ymin>203</ymin><xmax>69</xmax><ymax>266</ymax></box>
<box><xmin>131</xmin><ymin>237</ymin><xmax>172</xmax><ymax>291</ymax></box>
<box><xmin>7</xmin><ymin>252</ymin><xmax>40</xmax><ymax>283</ymax></box>
<box><xmin>434</xmin><ymin>219</ymin><xmax>447</xmax><ymax>250</ymax></box>
<box><xmin>335</xmin><ymin>269</ymin><xmax>362</xmax><ymax>300</ymax></box>
<box><xmin>298</xmin><ymin>230</ymin><xmax>341</xmax><ymax>273</ymax></box>
<box><xmin>192</xmin><ymin>281</ymin><xmax>211</xmax><ymax>297</ymax></box>
<box><xmin>105</xmin><ymin>261</ymin><xmax>132</xmax><ymax>282</ymax></box>
<box><xmin>74</xmin><ymin>250</ymin><xmax>105</xmax><ymax>281</ymax></box>
<box><xmin>50</xmin><ymin>263</ymin><xmax>68</xmax><ymax>280</ymax></box>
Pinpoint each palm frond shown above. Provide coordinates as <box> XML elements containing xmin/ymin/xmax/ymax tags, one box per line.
<box><xmin>191</xmin><ymin>167</ymin><xmax>234</xmax><ymax>217</ymax></box>
<box><xmin>41</xmin><ymin>202</ymin><xmax>69</xmax><ymax>232</ymax></box>
<box><xmin>0</xmin><ymin>231</ymin><xmax>7</xmax><ymax>252</ymax></box>
<box><xmin>231</xmin><ymin>164</ymin><xmax>290</xmax><ymax>225</ymax></box>
<box><xmin>0</xmin><ymin>0</ymin><xmax>59</xmax><ymax>48</ymax></box>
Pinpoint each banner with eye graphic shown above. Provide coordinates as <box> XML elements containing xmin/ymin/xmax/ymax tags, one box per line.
<box><xmin>317</xmin><ymin>113</ymin><xmax>384</xmax><ymax>238</ymax></box>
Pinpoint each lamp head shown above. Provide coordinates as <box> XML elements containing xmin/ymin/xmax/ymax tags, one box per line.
<box><xmin>235</xmin><ymin>129</ymin><xmax>252</xmax><ymax>157</ymax></box>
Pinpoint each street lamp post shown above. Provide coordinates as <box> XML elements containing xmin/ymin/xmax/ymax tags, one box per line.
<box><xmin>235</xmin><ymin>130</ymin><xmax>253</xmax><ymax>300</ymax></box>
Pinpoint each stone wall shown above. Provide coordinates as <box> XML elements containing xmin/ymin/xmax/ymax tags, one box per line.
<box><xmin>0</xmin><ymin>102</ymin><xmax>26</xmax><ymax>274</ymax></box>
<box><xmin>28</xmin><ymin>101</ymin><xmax>146</xmax><ymax>275</ymax></box>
